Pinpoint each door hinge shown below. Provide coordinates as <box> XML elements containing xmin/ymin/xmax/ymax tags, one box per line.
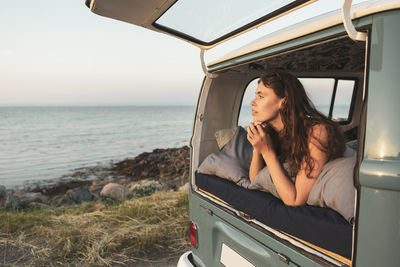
<box><xmin>278</xmin><ymin>253</ymin><xmax>290</xmax><ymax>265</ymax></box>
<box><xmin>206</xmin><ymin>208</ymin><xmax>213</xmax><ymax>216</ymax></box>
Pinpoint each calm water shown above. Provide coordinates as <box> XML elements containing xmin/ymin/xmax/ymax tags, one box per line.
<box><xmin>0</xmin><ymin>106</ymin><xmax>195</xmax><ymax>189</ymax></box>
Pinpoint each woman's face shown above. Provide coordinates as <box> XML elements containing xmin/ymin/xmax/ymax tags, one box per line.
<box><xmin>250</xmin><ymin>81</ymin><xmax>285</xmax><ymax>124</ymax></box>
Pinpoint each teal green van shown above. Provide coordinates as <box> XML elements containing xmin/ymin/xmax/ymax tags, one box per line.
<box><xmin>86</xmin><ymin>1</ymin><xmax>400</xmax><ymax>266</ymax></box>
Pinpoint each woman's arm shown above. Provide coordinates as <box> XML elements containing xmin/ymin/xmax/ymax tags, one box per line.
<box><xmin>247</xmin><ymin>123</ymin><xmax>266</xmax><ymax>181</ymax></box>
<box><xmin>248</xmin><ymin>123</ymin><xmax>329</xmax><ymax>206</ymax></box>
<box><xmin>249</xmin><ymin>150</ymin><xmax>265</xmax><ymax>181</ymax></box>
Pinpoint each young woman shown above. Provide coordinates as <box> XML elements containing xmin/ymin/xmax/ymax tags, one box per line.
<box><xmin>247</xmin><ymin>72</ymin><xmax>345</xmax><ymax>206</ymax></box>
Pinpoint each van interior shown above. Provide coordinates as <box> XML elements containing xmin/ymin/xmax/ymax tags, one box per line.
<box><xmin>192</xmin><ymin>33</ymin><xmax>366</xmax><ymax>266</ymax></box>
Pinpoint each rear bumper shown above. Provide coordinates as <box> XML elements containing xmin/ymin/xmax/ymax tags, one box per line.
<box><xmin>177</xmin><ymin>251</ymin><xmax>195</xmax><ymax>267</ymax></box>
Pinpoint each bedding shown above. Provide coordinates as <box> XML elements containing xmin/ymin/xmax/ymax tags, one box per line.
<box><xmin>198</xmin><ymin>126</ymin><xmax>357</xmax><ymax>222</ymax></box>
<box><xmin>249</xmin><ymin>157</ymin><xmax>356</xmax><ymax>223</ymax></box>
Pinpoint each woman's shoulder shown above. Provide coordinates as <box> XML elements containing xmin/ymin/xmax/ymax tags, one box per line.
<box><xmin>308</xmin><ymin>123</ymin><xmax>329</xmax><ymax>140</ymax></box>
<box><xmin>308</xmin><ymin>121</ymin><xmax>346</xmax><ymax>158</ymax></box>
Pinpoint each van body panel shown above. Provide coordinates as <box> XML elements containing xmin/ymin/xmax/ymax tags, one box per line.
<box><xmin>355</xmin><ymin>188</ymin><xmax>400</xmax><ymax>266</ymax></box>
<box><xmin>355</xmin><ymin>11</ymin><xmax>400</xmax><ymax>267</ymax></box>
<box><xmin>360</xmin><ymin>160</ymin><xmax>400</xmax><ymax>190</ymax></box>
<box><xmin>189</xmin><ymin>191</ymin><xmax>331</xmax><ymax>267</ymax></box>
<box><xmin>364</xmin><ymin>11</ymin><xmax>400</xmax><ymax>161</ymax></box>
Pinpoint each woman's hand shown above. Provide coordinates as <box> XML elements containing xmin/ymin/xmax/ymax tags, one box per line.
<box><xmin>247</xmin><ymin>122</ymin><xmax>274</xmax><ymax>155</ymax></box>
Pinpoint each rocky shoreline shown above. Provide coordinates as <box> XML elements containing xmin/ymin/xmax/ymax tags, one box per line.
<box><xmin>0</xmin><ymin>146</ymin><xmax>190</xmax><ymax>210</ymax></box>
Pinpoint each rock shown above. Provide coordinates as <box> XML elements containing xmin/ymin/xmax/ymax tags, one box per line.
<box><xmin>53</xmin><ymin>194</ymin><xmax>76</xmax><ymax>207</ymax></box>
<box><xmin>5</xmin><ymin>191</ymin><xmax>19</xmax><ymax>210</ymax></box>
<box><xmin>112</xmin><ymin>146</ymin><xmax>190</xmax><ymax>185</ymax></box>
<box><xmin>66</xmin><ymin>187</ymin><xmax>93</xmax><ymax>203</ymax></box>
<box><xmin>88</xmin><ymin>183</ymin><xmax>104</xmax><ymax>197</ymax></box>
<box><xmin>38</xmin><ymin>180</ymin><xmax>92</xmax><ymax>199</ymax></box>
<box><xmin>140</xmin><ymin>170</ymin><xmax>149</xmax><ymax>177</ymax></box>
<box><xmin>0</xmin><ymin>186</ymin><xmax>7</xmax><ymax>209</ymax></box>
<box><xmin>100</xmin><ymin>183</ymin><xmax>133</xmax><ymax>201</ymax></box>
<box><xmin>148</xmin><ymin>153</ymin><xmax>163</xmax><ymax>162</ymax></box>
<box><xmin>52</xmin><ymin>187</ymin><xmax>94</xmax><ymax>207</ymax></box>
<box><xmin>13</xmin><ymin>192</ymin><xmax>49</xmax><ymax>208</ymax></box>
<box><xmin>0</xmin><ymin>187</ymin><xmax>18</xmax><ymax>210</ymax></box>
<box><xmin>91</xmin><ymin>193</ymin><xmax>100</xmax><ymax>201</ymax></box>
<box><xmin>3</xmin><ymin>146</ymin><xmax>190</xmax><ymax>210</ymax></box>
<box><xmin>130</xmin><ymin>180</ymin><xmax>162</xmax><ymax>197</ymax></box>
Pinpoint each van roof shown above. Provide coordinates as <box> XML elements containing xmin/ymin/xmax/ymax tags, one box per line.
<box><xmin>207</xmin><ymin>0</ymin><xmax>400</xmax><ymax>70</ymax></box>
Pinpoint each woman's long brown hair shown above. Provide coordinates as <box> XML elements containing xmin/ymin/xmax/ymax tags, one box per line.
<box><xmin>260</xmin><ymin>72</ymin><xmax>345</xmax><ymax>177</ymax></box>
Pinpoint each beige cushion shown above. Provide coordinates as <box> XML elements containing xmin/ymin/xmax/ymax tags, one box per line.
<box><xmin>214</xmin><ymin>126</ymin><xmax>238</xmax><ymax>149</ymax></box>
<box><xmin>307</xmin><ymin>156</ymin><xmax>356</xmax><ymax>223</ymax></box>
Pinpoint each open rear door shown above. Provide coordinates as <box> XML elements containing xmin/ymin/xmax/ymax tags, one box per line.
<box><xmin>85</xmin><ymin>0</ymin><xmax>315</xmax><ymax>50</ymax></box>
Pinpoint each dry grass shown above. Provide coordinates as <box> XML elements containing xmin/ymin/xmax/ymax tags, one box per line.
<box><xmin>0</xmin><ymin>191</ymin><xmax>190</xmax><ymax>266</ymax></box>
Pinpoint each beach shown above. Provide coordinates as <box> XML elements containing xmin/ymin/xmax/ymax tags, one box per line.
<box><xmin>0</xmin><ymin>146</ymin><xmax>190</xmax><ymax>266</ymax></box>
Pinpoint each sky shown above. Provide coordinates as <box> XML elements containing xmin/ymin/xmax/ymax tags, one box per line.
<box><xmin>0</xmin><ymin>1</ymin><xmax>203</xmax><ymax>106</ymax></box>
<box><xmin>0</xmin><ymin>0</ymin><xmax>368</xmax><ymax>106</ymax></box>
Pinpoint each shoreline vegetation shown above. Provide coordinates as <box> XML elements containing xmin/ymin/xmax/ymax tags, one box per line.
<box><xmin>0</xmin><ymin>146</ymin><xmax>190</xmax><ymax>266</ymax></box>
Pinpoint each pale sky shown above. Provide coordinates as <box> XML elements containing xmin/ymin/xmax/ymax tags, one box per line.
<box><xmin>0</xmin><ymin>1</ymin><xmax>203</xmax><ymax>105</ymax></box>
<box><xmin>0</xmin><ymin>0</ymin><xmax>368</xmax><ymax>106</ymax></box>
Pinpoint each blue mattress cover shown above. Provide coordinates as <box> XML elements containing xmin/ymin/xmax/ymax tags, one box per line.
<box><xmin>195</xmin><ymin>172</ymin><xmax>352</xmax><ymax>258</ymax></box>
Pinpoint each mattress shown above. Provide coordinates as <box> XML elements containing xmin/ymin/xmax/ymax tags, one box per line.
<box><xmin>195</xmin><ymin>172</ymin><xmax>352</xmax><ymax>259</ymax></box>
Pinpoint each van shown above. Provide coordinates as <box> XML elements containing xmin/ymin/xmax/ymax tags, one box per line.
<box><xmin>85</xmin><ymin>0</ymin><xmax>400</xmax><ymax>266</ymax></box>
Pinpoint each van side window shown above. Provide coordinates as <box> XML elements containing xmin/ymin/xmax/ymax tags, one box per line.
<box><xmin>332</xmin><ymin>80</ymin><xmax>355</xmax><ymax>121</ymax></box>
<box><xmin>238</xmin><ymin>77</ymin><xmax>356</xmax><ymax>127</ymax></box>
<box><xmin>300</xmin><ymin>78</ymin><xmax>356</xmax><ymax>122</ymax></box>
<box><xmin>299</xmin><ymin>78</ymin><xmax>335</xmax><ymax>117</ymax></box>
<box><xmin>238</xmin><ymin>79</ymin><xmax>258</xmax><ymax>127</ymax></box>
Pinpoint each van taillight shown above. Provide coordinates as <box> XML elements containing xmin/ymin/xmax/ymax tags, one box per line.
<box><xmin>189</xmin><ymin>221</ymin><xmax>198</xmax><ymax>248</ymax></box>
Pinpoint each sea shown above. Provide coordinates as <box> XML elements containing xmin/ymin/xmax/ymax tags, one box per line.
<box><xmin>0</xmin><ymin>106</ymin><xmax>201</xmax><ymax>190</ymax></box>
<box><xmin>0</xmin><ymin>105</ymin><xmax>346</xmax><ymax>190</ymax></box>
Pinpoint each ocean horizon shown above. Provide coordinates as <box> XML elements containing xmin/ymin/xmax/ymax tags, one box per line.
<box><xmin>0</xmin><ymin>105</ymin><xmax>202</xmax><ymax>190</ymax></box>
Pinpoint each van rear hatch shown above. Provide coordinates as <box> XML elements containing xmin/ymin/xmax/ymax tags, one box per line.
<box><xmin>85</xmin><ymin>0</ymin><xmax>315</xmax><ymax>49</ymax></box>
